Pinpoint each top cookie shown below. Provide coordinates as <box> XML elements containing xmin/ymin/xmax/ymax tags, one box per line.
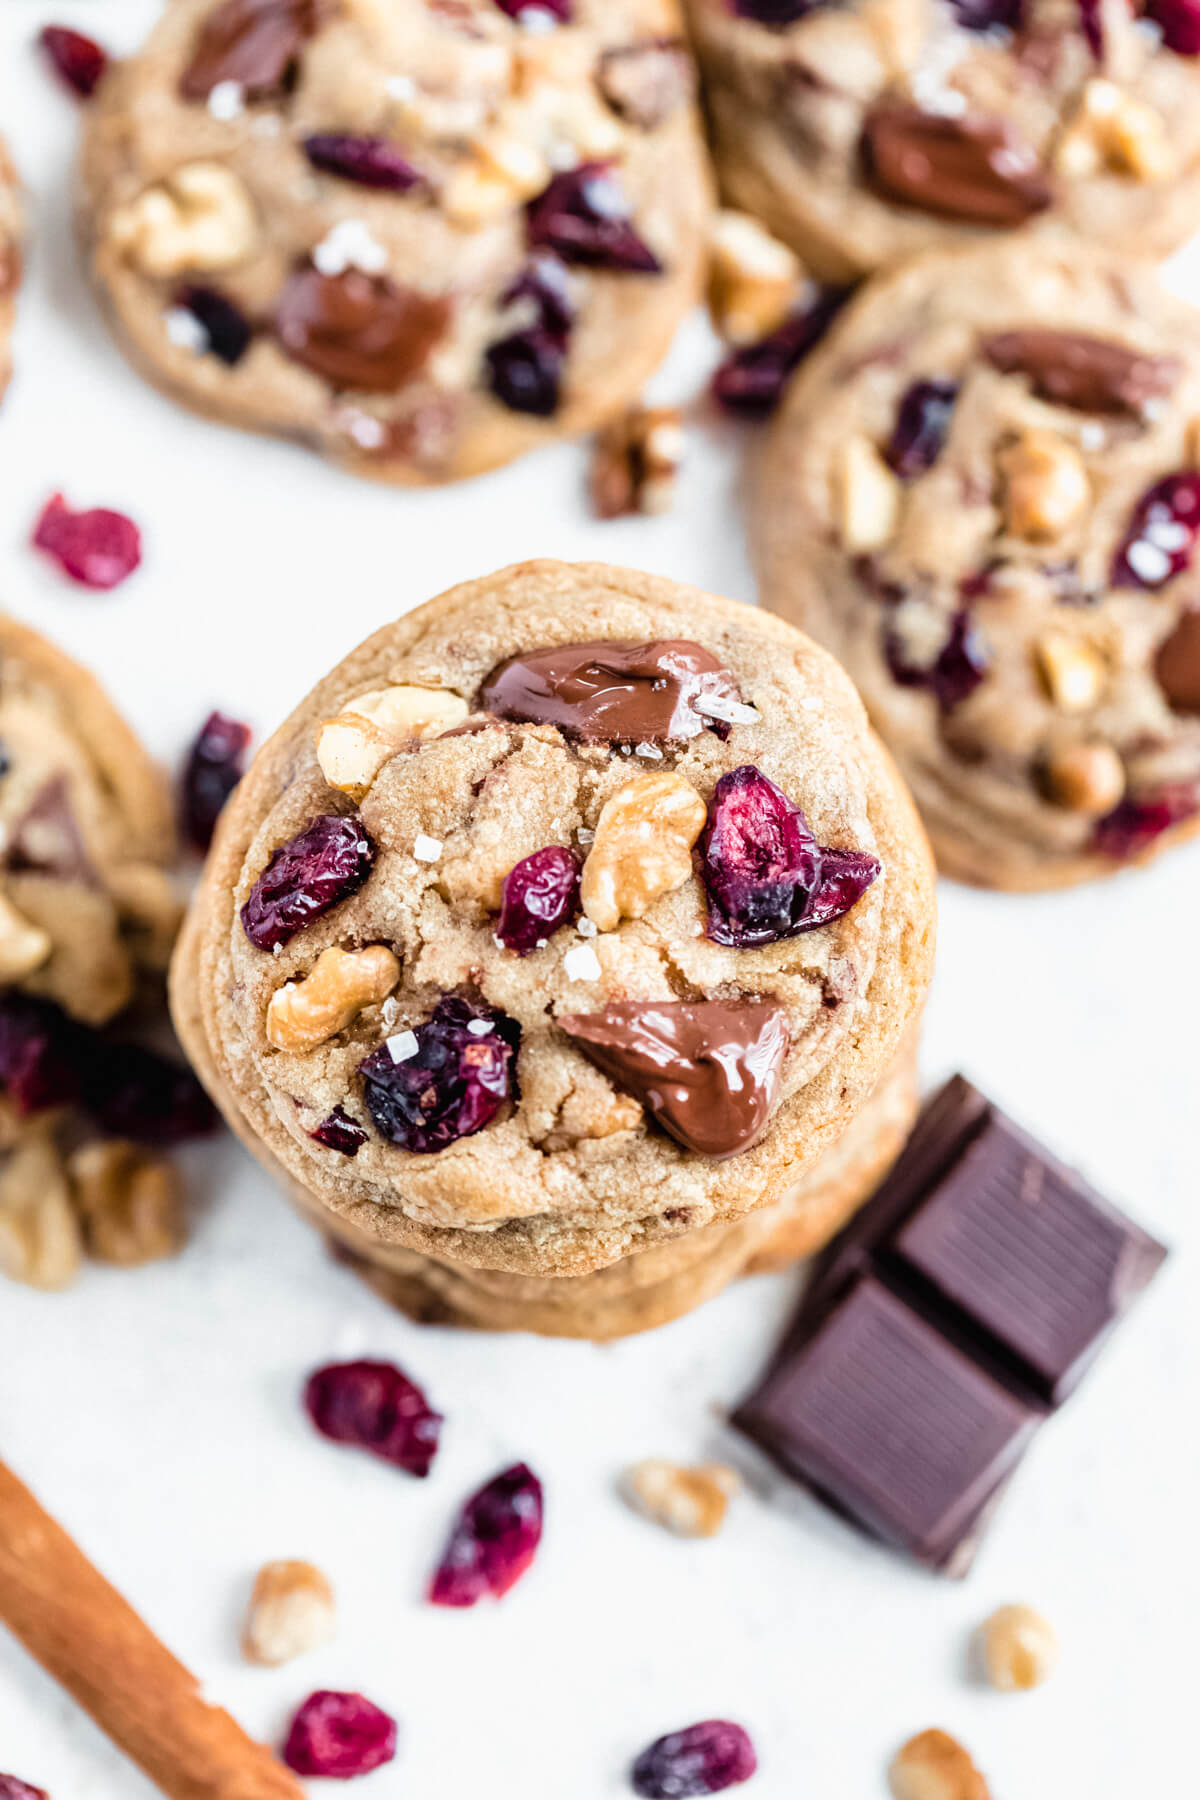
<box><xmin>0</xmin><ymin>139</ymin><xmax>21</xmax><ymax>403</ymax></box>
<box><xmin>80</xmin><ymin>0</ymin><xmax>710</xmax><ymax>483</ymax></box>
<box><xmin>172</xmin><ymin>561</ymin><xmax>935</xmax><ymax>1278</ymax></box>
<box><xmin>685</xmin><ymin>0</ymin><xmax>1200</xmax><ymax>279</ymax></box>
<box><xmin>755</xmin><ymin>243</ymin><xmax>1200</xmax><ymax>890</ymax></box>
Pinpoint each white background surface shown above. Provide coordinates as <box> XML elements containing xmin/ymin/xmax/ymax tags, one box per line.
<box><xmin>1</xmin><ymin>4</ymin><xmax>1198</xmax><ymax>1794</ymax></box>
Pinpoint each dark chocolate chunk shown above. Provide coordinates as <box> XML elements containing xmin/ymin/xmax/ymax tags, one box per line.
<box><xmin>180</xmin><ymin>0</ymin><xmax>326</xmax><ymax>102</ymax></box>
<box><xmin>559</xmin><ymin>999</ymin><xmax>788</xmax><ymax>1158</ymax></box>
<box><xmin>478</xmin><ymin>640</ymin><xmax>743</xmax><ymax>744</ymax></box>
<box><xmin>861</xmin><ymin>107</ymin><xmax>1053</xmax><ymax>227</ymax></box>
<box><xmin>981</xmin><ymin>330</ymin><xmax>1180</xmax><ymax>416</ymax></box>
<box><xmin>273</xmin><ymin>268</ymin><xmax>451</xmax><ymax>393</ymax></box>
<box><xmin>734</xmin><ymin>1076</ymin><xmax>1167</xmax><ymax>1571</ymax></box>
<box><xmin>1154</xmin><ymin>608</ymin><xmax>1200</xmax><ymax>713</ymax></box>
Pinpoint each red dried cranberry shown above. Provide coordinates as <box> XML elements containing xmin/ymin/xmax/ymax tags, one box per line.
<box><xmin>304</xmin><ymin>134</ymin><xmax>424</xmax><ymax>190</ymax></box>
<box><xmin>948</xmin><ymin>0</ymin><xmax>1023</xmax><ymax>27</ymax></box>
<box><xmin>732</xmin><ymin>0</ymin><xmax>820</xmax><ymax>20</ymax></box>
<box><xmin>712</xmin><ymin>287</ymin><xmax>852</xmax><ymax>418</ymax></box>
<box><xmin>240</xmin><ymin>815</ymin><xmax>375</xmax><ymax>950</ymax></box>
<box><xmin>305</xmin><ymin>1358</ymin><xmax>443</xmax><ymax>1476</ymax></box>
<box><xmin>486</xmin><ymin>255</ymin><xmax>574</xmax><ymax>416</ymax></box>
<box><xmin>0</xmin><ymin>1778</ymin><xmax>49</xmax><ymax>1800</ymax></box>
<box><xmin>884</xmin><ymin>379</ymin><xmax>959</xmax><ymax>478</ymax></box>
<box><xmin>32</xmin><ymin>494</ymin><xmax>142</xmax><ymax>591</ymax></box>
<box><xmin>175</xmin><ymin>286</ymin><xmax>253</xmax><ymax>365</ymax></box>
<box><xmin>1111</xmin><ymin>471</ymin><xmax>1200</xmax><ymax>589</ymax></box>
<box><xmin>428</xmin><ymin>1462</ymin><xmax>543</xmax><ymax>1607</ymax></box>
<box><xmin>527</xmin><ymin>165</ymin><xmax>661</xmax><ymax>272</ymax></box>
<box><xmin>1078</xmin><ymin>0</ymin><xmax>1103</xmax><ymax>55</ymax></box>
<box><xmin>282</xmin><ymin>1691</ymin><xmax>397</xmax><ymax>1779</ymax></box>
<box><xmin>496</xmin><ymin>0</ymin><xmax>572</xmax><ymax>17</ymax></box>
<box><xmin>631</xmin><ymin>1721</ymin><xmax>757</xmax><ymax>1798</ymax></box>
<box><xmin>496</xmin><ymin>846</ymin><xmax>581</xmax><ymax>953</ymax></box>
<box><xmin>40</xmin><ymin>25</ymin><xmax>108</xmax><ymax>96</ymax></box>
<box><xmin>1092</xmin><ymin>785</ymin><xmax>1199</xmax><ymax>859</ymax></box>
<box><xmin>0</xmin><ymin>996</ymin><xmax>82</xmax><ymax>1114</ymax></box>
<box><xmin>181</xmin><ymin>711</ymin><xmax>251</xmax><ymax>851</ymax></box>
<box><xmin>309</xmin><ymin>1107</ymin><xmax>368</xmax><ymax>1155</ymax></box>
<box><xmin>83</xmin><ymin>1039</ymin><xmax>216</xmax><ymax>1145</ymax></box>
<box><xmin>700</xmin><ymin>765</ymin><xmax>879</xmax><ymax>947</ymax></box>
<box><xmin>1145</xmin><ymin>0</ymin><xmax>1200</xmax><ymax>53</ymax></box>
<box><xmin>358</xmin><ymin>998</ymin><xmax>519</xmax><ymax>1153</ymax></box>
<box><xmin>884</xmin><ymin>608</ymin><xmax>989</xmax><ymax>710</ymax></box>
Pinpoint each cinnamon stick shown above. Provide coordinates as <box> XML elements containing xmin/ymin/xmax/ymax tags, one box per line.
<box><xmin>0</xmin><ymin>1457</ymin><xmax>304</xmax><ymax>1800</ymax></box>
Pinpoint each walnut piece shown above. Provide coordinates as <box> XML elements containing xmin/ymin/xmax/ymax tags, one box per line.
<box><xmin>999</xmin><ymin>430</ymin><xmax>1090</xmax><ymax>541</ymax></box>
<box><xmin>979</xmin><ymin>1604</ymin><xmax>1059</xmax><ymax>1691</ymax></box>
<box><xmin>317</xmin><ymin>684</ymin><xmax>469</xmax><ymax>801</ymax></box>
<box><xmin>242</xmin><ymin>1559</ymin><xmax>336</xmax><ymax>1667</ymax></box>
<box><xmin>266</xmin><ymin>944</ymin><xmax>401</xmax><ymax>1054</ymax></box>
<box><xmin>708</xmin><ymin>209</ymin><xmax>800</xmax><ymax>345</ymax></box>
<box><xmin>1057</xmin><ymin>80</ymin><xmax>1175</xmax><ymax>184</ymax></box>
<box><xmin>622</xmin><ymin>1459</ymin><xmax>741</xmax><ymax>1538</ymax></box>
<box><xmin>0</xmin><ymin>888</ymin><xmax>51</xmax><ymax>983</ymax></box>
<box><xmin>1043</xmin><ymin>741</ymin><xmax>1126</xmax><ymax>814</ymax></box>
<box><xmin>1035</xmin><ymin>630</ymin><xmax>1107</xmax><ymax>712</ymax></box>
<box><xmin>590</xmin><ymin>406</ymin><xmax>685</xmax><ymax>520</ymax></box>
<box><xmin>68</xmin><ymin>1140</ymin><xmax>184</xmax><ymax>1267</ymax></box>
<box><xmin>889</xmin><ymin>1730</ymin><xmax>990</xmax><ymax>1800</ymax></box>
<box><xmin>837</xmin><ymin>436</ymin><xmax>901</xmax><ymax>552</ymax></box>
<box><xmin>581</xmin><ymin>772</ymin><xmax>706</xmax><ymax>932</ymax></box>
<box><xmin>109</xmin><ymin>163</ymin><xmax>258</xmax><ymax>277</ymax></box>
<box><xmin>0</xmin><ymin>1130</ymin><xmax>81</xmax><ymax>1290</ymax></box>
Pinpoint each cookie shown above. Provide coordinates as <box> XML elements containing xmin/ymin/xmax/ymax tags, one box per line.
<box><xmin>171</xmin><ymin>560</ymin><xmax>935</xmax><ymax>1317</ymax></box>
<box><xmin>0</xmin><ymin>616</ymin><xmax>180</xmax><ymax>1025</ymax></box>
<box><xmin>684</xmin><ymin>0</ymin><xmax>1200</xmax><ymax>281</ymax></box>
<box><xmin>755</xmin><ymin>243</ymin><xmax>1200</xmax><ymax>890</ymax></box>
<box><xmin>0</xmin><ymin>139</ymin><xmax>22</xmax><ymax>404</ymax></box>
<box><xmin>79</xmin><ymin>0</ymin><xmax>710</xmax><ymax>484</ymax></box>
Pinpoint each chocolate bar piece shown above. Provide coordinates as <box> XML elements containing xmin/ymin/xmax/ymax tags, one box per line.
<box><xmin>733</xmin><ymin>1076</ymin><xmax>1167</xmax><ymax>1572</ymax></box>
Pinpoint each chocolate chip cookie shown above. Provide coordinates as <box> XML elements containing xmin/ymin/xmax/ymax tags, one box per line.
<box><xmin>171</xmin><ymin>561</ymin><xmax>935</xmax><ymax>1335</ymax></box>
<box><xmin>79</xmin><ymin>0</ymin><xmax>710</xmax><ymax>483</ymax></box>
<box><xmin>0</xmin><ymin>139</ymin><xmax>21</xmax><ymax>404</ymax></box>
<box><xmin>755</xmin><ymin>243</ymin><xmax>1200</xmax><ymax>889</ymax></box>
<box><xmin>684</xmin><ymin>0</ymin><xmax>1200</xmax><ymax>280</ymax></box>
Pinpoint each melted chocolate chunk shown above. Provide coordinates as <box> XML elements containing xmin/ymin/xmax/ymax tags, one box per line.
<box><xmin>861</xmin><ymin>107</ymin><xmax>1053</xmax><ymax>227</ymax></box>
<box><xmin>981</xmin><ymin>330</ymin><xmax>1180</xmax><ymax>416</ymax></box>
<box><xmin>180</xmin><ymin>0</ymin><xmax>326</xmax><ymax>102</ymax></box>
<box><xmin>478</xmin><ymin>640</ymin><xmax>742</xmax><ymax>745</ymax></box>
<box><xmin>273</xmin><ymin>267</ymin><xmax>451</xmax><ymax>393</ymax></box>
<box><xmin>1154</xmin><ymin>608</ymin><xmax>1200</xmax><ymax>712</ymax></box>
<box><xmin>559</xmin><ymin>999</ymin><xmax>788</xmax><ymax>1158</ymax></box>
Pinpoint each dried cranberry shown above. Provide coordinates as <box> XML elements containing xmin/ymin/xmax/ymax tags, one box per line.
<box><xmin>700</xmin><ymin>765</ymin><xmax>880</xmax><ymax>947</ymax></box>
<box><xmin>527</xmin><ymin>165</ymin><xmax>661</xmax><ymax>272</ymax></box>
<box><xmin>82</xmin><ymin>1039</ymin><xmax>216</xmax><ymax>1145</ymax></box>
<box><xmin>358</xmin><ymin>997</ymin><xmax>519</xmax><ymax>1153</ymax></box>
<box><xmin>884</xmin><ymin>608</ymin><xmax>989</xmax><ymax>710</ymax></box>
<box><xmin>0</xmin><ymin>997</ymin><xmax>79</xmax><ymax>1114</ymax></box>
<box><xmin>181</xmin><ymin>711</ymin><xmax>251</xmax><ymax>851</ymax></box>
<box><xmin>240</xmin><ymin>815</ymin><xmax>375</xmax><ymax>950</ymax></box>
<box><xmin>0</xmin><ymin>1778</ymin><xmax>49</xmax><ymax>1800</ymax></box>
<box><xmin>486</xmin><ymin>254</ymin><xmax>574</xmax><ymax>416</ymax></box>
<box><xmin>282</xmin><ymin>1691</ymin><xmax>397</xmax><ymax>1779</ymax></box>
<box><xmin>496</xmin><ymin>846</ymin><xmax>581</xmax><ymax>953</ymax></box>
<box><xmin>948</xmin><ymin>0</ymin><xmax>1023</xmax><ymax>27</ymax></box>
<box><xmin>429</xmin><ymin>1462</ymin><xmax>543</xmax><ymax>1607</ymax></box>
<box><xmin>1078</xmin><ymin>0</ymin><xmax>1103</xmax><ymax>55</ymax></box>
<box><xmin>496</xmin><ymin>0</ymin><xmax>572</xmax><ymax>17</ymax></box>
<box><xmin>309</xmin><ymin>1107</ymin><xmax>368</xmax><ymax>1155</ymax></box>
<box><xmin>32</xmin><ymin>494</ymin><xmax>142</xmax><ymax>591</ymax></box>
<box><xmin>1145</xmin><ymin>0</ymin><xmax>1200</xmax><ymax>53</ymax></box>
<box><xmin>304</xmin><ymin>134</ymin><xmax>424</xmax><ymax>190</ymax></box>
<box><xmin>1092</xmin><ymin>785</ymin><xmax>1199</xmax><ymax>858</ymax></box>
<box><xmin>305</xmin><ymin>1358</ymin><xmax>443</xmax><ymax>1477</ymax></box>
<box><xmin>174</xmin><ymin>286</ymin><xmax>253</xmax><ymax>366</ymax></box>
<box><xmin>1111</xmin><ymin>471</ymin><xmax>1200</xmax><ymax>589</ymax></box>
<box><xmin>631</xmin><ymin>1721</ymin><xmax>758</xmax><ymax>1798</ymax></box>
<box><xmin>40</xmin><ymin>25</ymin><xmax>108</xmax><ymax>97</ymax></box>
<box><xmin>732</xmin><ymin>0</ymin><xmax>820</xmax><ymax>20</ymax></box>
<box><xmin>711</xmin><ymin>286</ymin><xmax>852</xmax><ymax>418</ymax></box>
<box><xmin>884</xmin><ymin>379</ymin><xmax>959</xmax><ymax>478</ymax></box>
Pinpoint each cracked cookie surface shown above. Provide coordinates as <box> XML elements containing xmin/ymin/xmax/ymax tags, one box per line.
<box><xmin>172</xmin><ymin>560</ymin><xmax>935</xmax><ymax>1280</ymax></box>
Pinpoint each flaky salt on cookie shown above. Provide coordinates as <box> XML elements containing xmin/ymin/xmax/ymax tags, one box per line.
<box><xmin>756</xmin><ymin>243</ymin><xmax>1200</xmax><ymax>890</ymax></box>
<box><xmin>171</xmin><ymin>561</ymin><xmax>934</xmax><ymax>1333</ymax></box>
<box><xmin>78</xmin><ymin>0</ymin><xmax>710</xmax><ymax>484</ymax></box>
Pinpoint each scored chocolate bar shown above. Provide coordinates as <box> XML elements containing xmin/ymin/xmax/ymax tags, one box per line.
<box><xmin>733</xmin><ymin>1076</ymin><xmax>1167</xmax><ymax>1573</ymax></box>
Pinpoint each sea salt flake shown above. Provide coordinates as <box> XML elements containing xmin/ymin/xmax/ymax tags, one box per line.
<box><xmin>164</xmin><ymin>307</ymin><xmax>207</xmax><ymax>353</ymax></box>
<box><xmin>207</xmin><ymin>80</ymin><xmax>245</xmax><ymax>121</ymax></box>
<box><xmin>576</xmin><ymin>916</ymin><xmax>598</xmax><ymax>938</ymax></box>
<box><xmin>413</xmin><ymin>833</ymin><xmax>443</xmax><ymax>862</ymax></box>
<box><xmin>386</xmin><ymin>1030</ymin><xmax>419</xmax><ymax>1063</ymax></box>
<box><xmin>1127</xmin><ymin>539</ymin><xmax>1171</xmax><ymax>583</ymax></box>
<box><xmin>692</xmin><ymin>693</ymin><xmax>761</xmax><ymax>726</ymax></box>
<box><xmin>563</xmin><ymin>943</ymin><xmax>601</xmax><ymax>982</ymax></box>
<box><xmin>466</xmin><ymin>1018</ymin><xmax>492</xmax><ymax>1036</ymax></box>
<box><xmin>314</xmin><ymin>219</ymin><xmax>389</xmax><ymax>278</ymax></box>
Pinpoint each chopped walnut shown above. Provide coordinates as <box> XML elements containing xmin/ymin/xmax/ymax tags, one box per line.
<box><xmin>622</xmin><ymin>1459</ymin><xmax>741</xmax><ymax>1538</ymax></box>
<box><xmin>581</xmin><ymin>772</ymin><xmax>706</xmax><ymax>931</ymax></box>
<box><xmin>242</xmin><ymin>1559</ymin><xmax>336</xmax><ymax>1667</ymax></box>
<box><xmin>68</xmin><ymin>1140</ymin><xmax>184</xmax><ymax>1267</ymax></box>
<box><xmin>1042</xmin><ymin>741</ymin><xmax>1126</xmax><ymax>814</ymax></box>
<box><xmin>999</xmin><ymin>430</ymin><xmax>1090</xmax><ymax>542</ymax></box>
<box><xmin>1034</xmin><ymin>631</ymin><xmax>1107</xmax><ymax>712</ymax></box>
<box><xmin>590</xmin><ymin>406</ymin><xmax>684</xmax><ymax>519</ymax></box>
<box><xmin>1057</xmin><ymin>80</ymin><xmax>1175</xmax><ymax>184</ymax></box>
<box><xmin>979</xmin><ymin>1604</ymin><xmax>1058</xmax><ymax>1691</ymax></box>
<box><xmin>109</xmin><ymin>163</ymin><xmax>258</xmax><ymax>277</ymax></box>
<box><xmin>838</xmin><ymin>436</ymin><xmax>901</xmax><ymax>552</ymax></box>
<box><xmin>266</xmin><ymin>945</ymin><xmax>401</xmax><ymax>1054</ymax></box>
<box><xmin>0</xmin><ymin>1129</ymin><xmax>82</xmax><ymax>1290</ymax></box>
<box><xmin>888</xmin><ymin>1730</ymin><xmax>990</xmax><ymax>1800</ymax></box>
<box><xmin>707</xmin><ymin>210</ymin><xmax>800</xmax><ymax>346</ymax></box>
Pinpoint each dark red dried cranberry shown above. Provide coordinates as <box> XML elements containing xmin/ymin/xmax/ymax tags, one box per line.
<box><xmin>83</xmin><ymin>1039</ymin><xmax>216</xmax><ymax>1145</ymax></box>
<box><xmin>1092</xmin><ymin>785</ymin><xmax>1199</xmax><ymax>859</ymax></box>
<box><xmin>181</xmin><ymin>711</ymin><xmax>251</xmax><ymax>851</ymax></box>
<box><xmin>631</xmin><ymin>1721</ymin><xmax>757</xmax><ymax>1798</ymax></box>
<box><xmin>1078</xmin><ymin>0</ymin><xmax>1103</xmax><ymax>55</ymax></box>
<box><xmin>732</xmin><ymin>0</ymin><xmax>820</xmax><ymax>20</ymax></box>
<box><xmin>1111</xmin><ymin>471</ymin><xmax>1200</xmax><ymax>589</ymax></box>
<box><xmin>358</xmin><ymin>997</ymin><xmax>519</xmax><ymax>1153</ymax></box>
<box><xmin>0</xmin><ymin>1778</ymin><xmax>49</xmax><ymax>1800</ymax></box>
<box><xmin>240</xmin><ymin>815</ymin><xmax>375</xmax><ymax>950</ymax></box>
<box><xmin>305</xmin><ymin>1358</ymin><xmax>443</xmax><ymax>1476</ymax></box>
<box><xmin>711</xmin><ymin>286</ymin><xmax>852</xmax><ymax>418</ymax></box>
<box><xmin>309</xmin><ymin>1107</ymin><xmax>368</xmax><ymax>1155</ymax></box>
<box><xmin>884</xmin><ymin>379</ymin><xmax>959</xmax><ymax>478</ymax></box>
<box><xmin>1145</xmin><ymin>0</ymin><xmax>1200</xmax><ymax>53</ymax></box>
<box><xmin>527</xmin><ymin>165</ymin><xmax>661</xmax><ymax>272</ymax></box>
<box><xmin>700</xmin><ymin>765</ymin><xmax>880</xmax><ymax>947</ymax></box>
<box><xmin>428</xmin><ymin>1462</ymin><xmax>543</xmax><ymax>1607</ymax></box>
<box><xmin>496</xmin><ymin>0</ymin><xmax>572</xmax><ymax>17</ymax></box>
<box><xmin>948</xmin><ymin>0</ymin><xmax>1023</xmax><ymax>27</ymax></box>
<box><xmin>0</xmin><ymin>996</ymin><xmax>81</xmax><ymax>1114</ymax></box>
<box><xmin>32</xmin><ymin>494</ymin><xmax>142</xmax><ymax>591</ymax></box>
<box><xmin>496</xmin><ymin>846</ymin><xmax>581</xmax><ymax>953</ymax></box>
<box><xmin>884</xmin><ymin>608</ymin><xmax>989</xmax><ymax>710</ymax></box>
<box><xmin>40</xmin><ymin>25</ymin><xmax>108</xmax><ymax>96</ymax></box>
<box><xmin>175</xmin><ymin>286</ymin><xmax>253</xmax><ymax>366</ymax></box>
<box><xmin>304</xmin><ymin>134</ymin><xmax>424</xmax><ymax>190</ymax></box>
<box><xmin>282</xmin><ymin>1690</ymin><xmax>397</xmax><ymax>1778</ymax></box>
<box><xmin>486</xmin><ymin>254</ymin><xmax>574</xmax><ymax>416</ymax></box>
